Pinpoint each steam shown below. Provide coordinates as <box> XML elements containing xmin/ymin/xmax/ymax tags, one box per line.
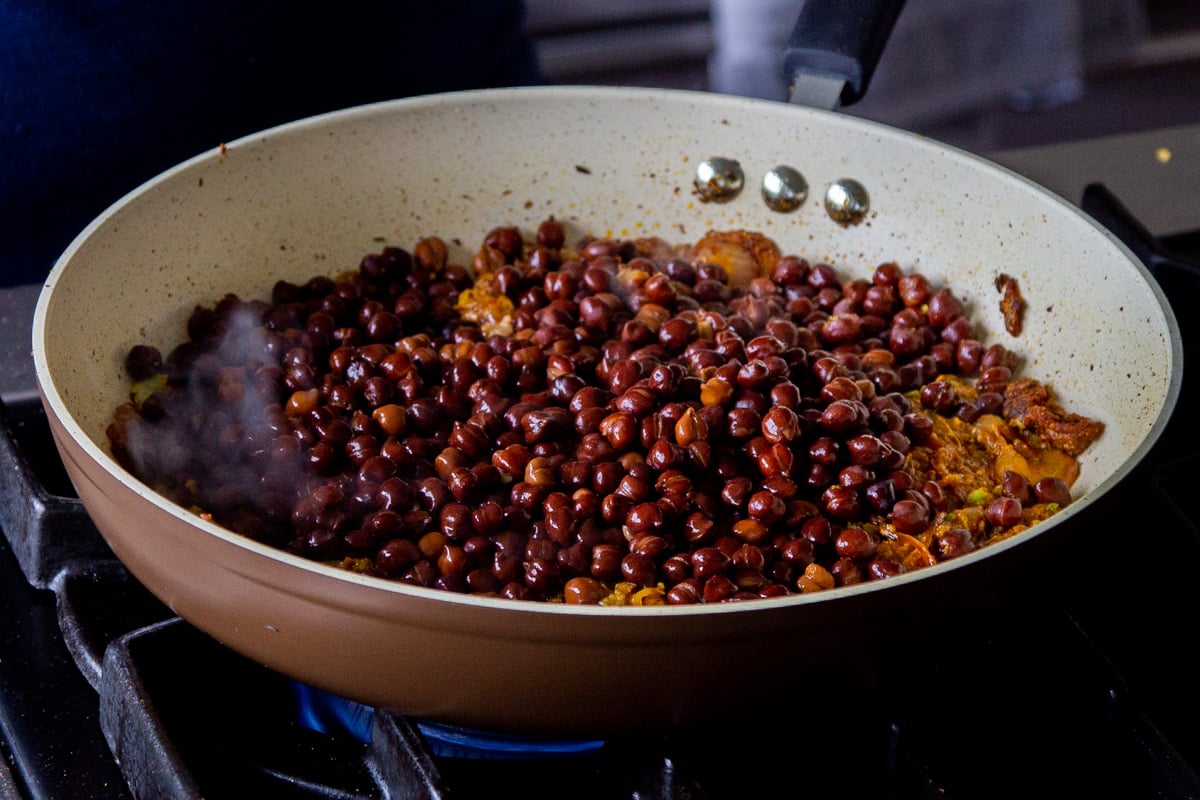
<box><xmin>119</xmin><ymin>299</ymin><xmax>315</xmax><ymax>544</ymax></box>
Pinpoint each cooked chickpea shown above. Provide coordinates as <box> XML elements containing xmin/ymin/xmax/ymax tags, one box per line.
<box><xmin>111</xmin><ymin>219</ymin><xmax>1099</xmax><ymax>607</ymax></box>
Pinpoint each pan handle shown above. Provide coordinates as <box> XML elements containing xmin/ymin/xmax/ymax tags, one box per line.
<box><xmin>782</xmin><ymin>0</ymin><xmax>908</xmax><ymax>109</ymax></box>
<box><xmin>1082</xmin><ymin>182</ymin><xmax>1200</xmax><ymax>360</ymax></box>
<box><xmin>1081</xmin><ymin>183</ymin><xmax>1200</xmax><ymax>282</ymax></box>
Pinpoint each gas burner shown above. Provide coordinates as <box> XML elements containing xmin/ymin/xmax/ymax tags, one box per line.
<box><xmin>293</xmin><ymin>683</ymin><xmax>608</xmax><ymax>760</ymax></box>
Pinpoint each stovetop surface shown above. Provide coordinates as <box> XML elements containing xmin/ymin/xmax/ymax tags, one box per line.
<box><xmin>2</xmin><ymin>140</ymin><xmax>1200</xmax><ymax>798</ymax></box>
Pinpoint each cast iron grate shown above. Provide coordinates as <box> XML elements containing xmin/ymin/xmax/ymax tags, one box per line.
<box><xmin>5</xmin><ymin>370</ymin><xmax>1200</xmax><ymax>800</ymax></box>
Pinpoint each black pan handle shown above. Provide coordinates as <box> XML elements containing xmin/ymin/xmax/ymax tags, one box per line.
<box><xmin>1081</xmin><ymin>183</ymin><xmax>1200</xmax><ymax>282</ymax></box>
<box><xmin>782</xmin><ymin>0</ymin><xmax>907</xmax><ymax>107</ymax></box>
<box><xmin>1082</xmin><ymin>182</ymin><xmax>1200</xmax><ymax>366</ymax></box>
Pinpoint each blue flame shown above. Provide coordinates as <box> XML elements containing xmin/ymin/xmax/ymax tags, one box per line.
<box><xmin>291</xmin><ymin>682</ymin><xmax>605</xmax><ymax>759</ymax></box>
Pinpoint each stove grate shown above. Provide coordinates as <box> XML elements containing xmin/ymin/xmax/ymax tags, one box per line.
<box><xmin>2</xmin><ymin>183</ymin><xmax>1200</xmax><ymax>799</ymax></box>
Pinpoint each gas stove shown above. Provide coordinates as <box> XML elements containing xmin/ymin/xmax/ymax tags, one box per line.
<box><xmin>2</xmin><ymin>137</ymin><xmax>1199</xmax><ymax>799</ymax></box>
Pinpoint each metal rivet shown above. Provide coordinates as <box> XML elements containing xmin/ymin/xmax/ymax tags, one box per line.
<box><xmin>694</xmin><ymin>158</ymin><xmax>744</xmax><ymax>203</ymax></box>
<box><xmin>824</xmin><ymin>179</ymin><xmax>870</xmax><ymax>226</ymax></box>
<box><xmin>762</xmin><ymin>166</ymin><xmax>808</xmax><ymax>212</ymax></box>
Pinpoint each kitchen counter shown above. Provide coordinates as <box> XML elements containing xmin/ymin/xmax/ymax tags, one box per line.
<box><xmin>990</xmin><ymin>123</ymin><xmax>1200</xmax><ymax>238</ymax></box>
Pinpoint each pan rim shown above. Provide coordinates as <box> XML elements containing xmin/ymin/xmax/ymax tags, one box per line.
<box><xmin>31</xmin><ymin>84</ymin><xmax>1184</xmax><ymax>620</ymax></box>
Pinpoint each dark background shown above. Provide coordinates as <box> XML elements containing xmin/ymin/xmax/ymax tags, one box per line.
<box><xmin>0</xmin><ymin>2</ymin><xmax>542</xmax><ymax>289</ymax></box>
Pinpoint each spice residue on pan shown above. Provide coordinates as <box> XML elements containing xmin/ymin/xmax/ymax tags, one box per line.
<box><xmin>995</xmin><ymin>273</ymin><xmax>1025</xmax><ymax>336</ymax></box>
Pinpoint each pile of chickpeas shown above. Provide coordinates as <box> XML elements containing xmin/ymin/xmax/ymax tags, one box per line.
<box><xmin>110</xmin><ymin>218</ymin><xmax>1074</xmax><ymax>604</ymax></box>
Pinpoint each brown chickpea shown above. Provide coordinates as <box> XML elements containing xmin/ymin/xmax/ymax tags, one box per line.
<box><xmin>746</xmin><ymin>491</ymin><xmax>786</xmax><ymax>524</ymax></box>
<box><xmin>986</xmin><ymin>497</ymin><xmax>1024</xmax><ymax>528</ymax></box>
<box><xmin>620</xmin><ymin>553</ymin><xmax>658</xmax><ymax>587</ymax></box>
<box><xmin>615</xmin><ymin>473</ymin><xmax>653</xmax><ymax>504</ymax></box>
<box><xmin>834</xmin><ymin>527</ymin><xmax>877</xmax><ymax>560</ymax></box>
<box><xmin>732</xmin><ymin>519</ymin><xmax>771</xmax><ymax>545</ymax></box>
<box><xmin>1034</xmin><ymin>477</ymin><xmax>1073</xmax><ymax>507</ymax></box>
<box><xmin>114</xmin><ymin>219</ymin><xmax>1099</xmax><ymax>608</ymax></box>
<box><xmin>562</xmin><ymin>576</ymin><xmax>610</xmax><ymax>605</ymax></box>
<box><xmin>889</xmin><ymin>498</ymin><xmax>930</xmax><ymax>534</ymax></box>
<box><xmin>936</xmin><ymin>528</ymin><xmax>977</xmax><ymax>559</ymax></box>
<box><xmin>690</xmin><ymin>547</ymin><xmax>730</xmax><ymax>580</ymax></box>
<box><xmin>703</xmin><ymin>575</ymin><xmax>738</xmax><ymax>603</ymax></box>
<box><xmin>830</xmin><ymin>558</ymin><xmax>865</xmax><ymax>586</ymax></box>
<box><xmin>599</xmin><ymin>411</ymin><xmax>638</xmax><ymax>451</ymax></box>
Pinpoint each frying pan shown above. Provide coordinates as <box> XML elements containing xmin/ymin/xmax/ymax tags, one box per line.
<box><xmin>31</xmin><ymin>80</ymin><xmax>1180</xmax><ymax>733</ymax></box>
